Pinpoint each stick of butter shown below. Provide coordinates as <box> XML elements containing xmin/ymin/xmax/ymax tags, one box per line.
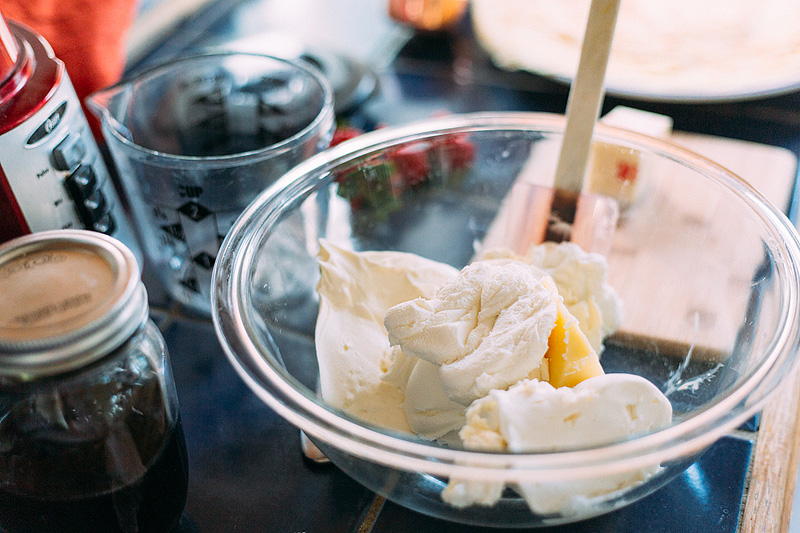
<box><xmin>585</xmin><ymin>106</ymin><xmax>673</xmax><ymax>209</ymax></box>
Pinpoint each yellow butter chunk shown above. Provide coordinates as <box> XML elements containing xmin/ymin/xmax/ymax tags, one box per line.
<box><xmin>545</xmin><ymin>297</ymin><xmax>605</xmax><ymax>388</ymax></box>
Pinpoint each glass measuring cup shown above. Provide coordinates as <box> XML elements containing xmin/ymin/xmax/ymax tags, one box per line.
<box><xmin>87</xmin><ymin>53</ymin><xmax>334</xmax><ymax>315</ymax></box>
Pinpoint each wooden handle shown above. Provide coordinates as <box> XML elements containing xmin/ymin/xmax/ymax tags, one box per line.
<box><xmin>554</xmin><ymin>0</ymin><xmax>621</xmax><ymax>192</ymax></box>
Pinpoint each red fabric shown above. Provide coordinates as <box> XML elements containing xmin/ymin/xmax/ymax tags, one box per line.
<box><xmin>2</xmin><ymin>0</ymin><xmax>137</xmax><ymax>106</ymax></box>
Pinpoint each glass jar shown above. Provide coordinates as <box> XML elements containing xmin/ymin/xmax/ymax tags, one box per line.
<box><xmin>0</xmin><ymin>230</ymin><xmax>188</xmax><ymax>533</ymax></box>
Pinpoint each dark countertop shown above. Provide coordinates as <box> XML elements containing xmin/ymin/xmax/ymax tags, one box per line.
<box><xmin>128</xmin><ymin>1</ymin><xmax>800</xmax><ymax>531</ymax></box>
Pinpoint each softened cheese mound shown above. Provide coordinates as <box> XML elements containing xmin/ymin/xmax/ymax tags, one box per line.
<box><xmin>444</xmin><ymin>374</ymin><xmax>672</xmax><ymax>513</ymax></box>
<box><xmin>314</xmin><ymin>241</ymin><xmax>670</xmax><ymax>516</ymax></box>
<box><xmin>403</xmin><ymin>359</ymin><xmax>468</xmax><ymax>441</ymax></box>
<box><xmin>315</xmin><ymin>240</ymin><xmax>457</xmax><ymax>432</ymax></box>
<box><xmin>526</xmin><ymin>242</ymin><xmax>623</xmax><ymax>353</ymax></box>
<box><xmin>462</xmin><ymin>374</ymin><xmax>671</xmax><ymax>452</ymax></box>
<box><xmin>480</xmin><ymin>242</ymin><xmax>622</xmax><ymax>352</ymax></box>
<box><xmin>379</xmin><ymin>345</ymin><xmax>467</xmax><ymax>440</ymax></box>
<box><xmin>384</xmin><ymin>261</ymin><xmax>558</xmax><ymax>406</ymax></box>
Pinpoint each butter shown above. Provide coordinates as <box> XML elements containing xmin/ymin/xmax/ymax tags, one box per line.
<box><xmin>585</xmin><ymin>106</ymin><xmax>674</xmax><ymax>208</ymax></box>
<box><xmin>544</xmin><ymin>279</ymin><xmax>605</xmax><ymax>388</ymax></box>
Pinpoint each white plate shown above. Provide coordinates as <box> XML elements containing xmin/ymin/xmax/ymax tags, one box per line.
<box><xmin>471</xmin><ymin>0</ymin><xmax>800</xmax><ymax>102</ymax></box>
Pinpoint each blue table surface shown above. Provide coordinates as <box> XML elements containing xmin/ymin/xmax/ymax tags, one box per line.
<box><xmin>129</xmin><ymin>1</ymin><xmax>800</xmax><ymax>531</ymax></box>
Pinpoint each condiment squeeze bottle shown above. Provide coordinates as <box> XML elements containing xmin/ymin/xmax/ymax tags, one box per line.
<box><xmin>545</xmin><ymin>0</ymin><xmax>622</xmax><ymax>251</ymax></box>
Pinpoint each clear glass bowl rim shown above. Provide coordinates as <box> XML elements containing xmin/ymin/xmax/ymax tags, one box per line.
<box><xmin>212</xmin><ymin>112</ymin><xmax>800</xmax><ymax>481</ymax></box>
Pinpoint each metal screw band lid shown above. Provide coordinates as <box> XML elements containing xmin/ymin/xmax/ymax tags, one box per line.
<box><xmin>0</xmin><ymin>230</ymin><xmax>148</xmax><ymax>379</ymax></box>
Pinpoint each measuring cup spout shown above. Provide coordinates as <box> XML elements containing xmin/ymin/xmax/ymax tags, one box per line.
<box><xmin>85</xmin><ymin>85</ymin><xmax>116</xmax><ymax>120</ymax></box>
<box><xmin>85</xmin><ymin>83</ymin><xmax>132</xmax><ymax>140</ymax></box>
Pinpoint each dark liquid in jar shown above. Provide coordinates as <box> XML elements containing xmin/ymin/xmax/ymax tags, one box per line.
<box><xmin>0</xmin><ymin>421</ymin><xmax>187</xmax><ymax>533</ymax></box>
<box><xmin>0</xmin><ymin>369</ymin><xmax>189</xmax><ymax>532</ymax></box>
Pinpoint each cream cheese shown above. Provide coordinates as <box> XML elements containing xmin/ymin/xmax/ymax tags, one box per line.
<box><xmin>460</xmin><ymin>374</ymin><xmax>672</xmax><ymax>453</ymax></box>
<box><xmin>480</xmin><ymin>242</ymin><xmax>622</xmax><ymax>352</ymax></box>
<box><xmin>444</xmin><ymin>374</ymin><xmax>672</xmax><ymax>513</ymax></box>
<box><xmin>385</xmin><ymin>261</ymin><xmax>557</xmax><ymax>406</ymax></box>
<box><xmin>315</xmin><ymin>240</ymin><xmax>457</xmax><ymax>432</ymax></box>
<box><xmin>314</xmin><ymin>240</ymin><xmax>671</xmax><ymax>515</ymax></box>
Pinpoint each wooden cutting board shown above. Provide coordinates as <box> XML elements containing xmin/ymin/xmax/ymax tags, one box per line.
<box><xmin>485</xmin><ymin>131</ymin><xmax>798</xmax><ymax>359</ymax></box>
<box><xmin>486</xmin><ymin>129</ymin><xmax>799</xmax><ymax>531</ymax></box>
<box><xmin>611</xmin><ymin>132</ymin><xmax>797</xmax><ymax>356</ymax></box>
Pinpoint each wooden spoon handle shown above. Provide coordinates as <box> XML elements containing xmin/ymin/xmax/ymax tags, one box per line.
<box><xmin>554</xmin><ymin>0</ymin><xmax>621</xmax><ymax>193</ymax></box>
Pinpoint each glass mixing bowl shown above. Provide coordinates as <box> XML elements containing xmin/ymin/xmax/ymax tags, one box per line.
<box><xmin>212</xmin><ymin>113</ymin><xmax>800</xmax><ymax>527</ymax></box>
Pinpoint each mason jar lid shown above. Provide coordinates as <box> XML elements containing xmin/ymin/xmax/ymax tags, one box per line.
<box><xmin>0</xmin><ymin>230</ymin><xmax>148</xmax><ymax>379</ymax></box>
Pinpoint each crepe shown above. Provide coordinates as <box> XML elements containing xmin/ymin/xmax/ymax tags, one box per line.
<box><xmin>471</xmin><ymin>0</ymin><xmax>800</xmax><ymax>101</ymax></box>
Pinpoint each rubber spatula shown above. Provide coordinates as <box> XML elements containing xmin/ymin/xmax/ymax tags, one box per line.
<box><xmin>544</xmin><ymin>0</ymin><xmax>622</xmax><ymax>251</ymax></box>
